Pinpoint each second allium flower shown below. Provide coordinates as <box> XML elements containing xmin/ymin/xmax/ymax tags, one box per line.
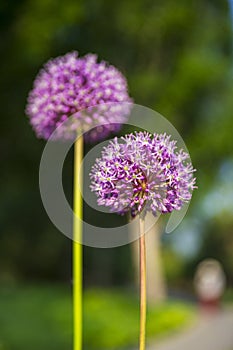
<box><xmin>90</xmin><ymin>132</ymin><xmax>196</xmax><ymax>217</ymax></box>
<box><xmin>26</xmin><ymin>51</ymin><xmax>132</xmax><ymax>142</ymax></box>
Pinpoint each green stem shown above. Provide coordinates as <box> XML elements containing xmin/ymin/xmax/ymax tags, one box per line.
<box><xmin>73</xmin><ymin>135</ymin><xmax>83</xmax><ymax>350</ymax></box>
<box><xmin>139</xmin><ymin>217</ymin><xmax>146</xmax><ymax>350</ymax></box>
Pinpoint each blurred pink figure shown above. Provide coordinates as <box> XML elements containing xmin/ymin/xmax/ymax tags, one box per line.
<box><xmin>194</xmin><ymin>259</ymin><xmax>226</xmax><ymax>312</ymax></box>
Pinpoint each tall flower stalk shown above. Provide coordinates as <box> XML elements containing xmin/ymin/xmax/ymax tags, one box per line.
<box><xmin>73</xmin><ymin>136</ymin><xmax>84</xmax><ymax>350</ymax></box>
<box><xmin>139</xmin><ymin>218</ymin><xmax>146</xmax><ymax>350</ymax></box>
<box><xmin>26</xmin><ymin>51</ymin><xmax>132</xmax><ymax>350</ymax></box>
<box><xmin>90</xmin><ymin>131</ymin><xmax>196</xmax><ymax>349</ymax></box>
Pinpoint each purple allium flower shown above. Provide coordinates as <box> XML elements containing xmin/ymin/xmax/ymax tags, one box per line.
<box><xmin>90</xmin><ymin>132</ymin><xmax>196</xmax><ymax>217</ymax></box>
<box><xmin>26</xmin><ymin>52</ymin><xmax>132</xmax><ymax>142</ymax></box>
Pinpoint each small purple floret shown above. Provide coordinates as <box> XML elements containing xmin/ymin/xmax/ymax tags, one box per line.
<box><xmin>90</xmin><ymin>132</ymin><xmax>196</xmax><ymax>217</ymax></box>
<box><xmin>26</xmin><ymin>52</ymin><xmax>132</xmax><ymax>142</ymax></box>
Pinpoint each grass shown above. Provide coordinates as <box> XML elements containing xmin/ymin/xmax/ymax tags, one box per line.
<box><xmin>0</xmin><ymin>285</ymin><xmax>195</xmax><ymax>350</ymax></box>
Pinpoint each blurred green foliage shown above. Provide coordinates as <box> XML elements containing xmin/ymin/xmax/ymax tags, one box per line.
<box><xmin>0</xmin><ymin>285</ymin><xmax>195</xmax><ymax>350</ymax></box>
<box><xmin>223</xmin><ymin>288</ymin><xmax>233</xmax><ymax>303</ymax></box>
<box><xmin>162</xmin><ymin>248</ymin><xmax>185</xmax><ymax>285</ymax></box>
<box><xmin>0</xmin><ymin>0</ymin><xmax>233</xmax><ymax>286</ymax></box>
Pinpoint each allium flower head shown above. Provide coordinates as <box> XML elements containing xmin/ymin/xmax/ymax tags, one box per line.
<box><xmin>90</xmin><ymin>132</ymin><xmax>196</xmax><ymax>217</ymax></box>
<box><xmin>26</xmin><ymin>52</ymin><xmax>132</xmax><ymax>142</ymax></box>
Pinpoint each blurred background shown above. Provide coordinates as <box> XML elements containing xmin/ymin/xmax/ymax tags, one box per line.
<box><xmin>1</xmin><ymin>0</ymin><xmax>233</xmax><ymax>349</ymax></box>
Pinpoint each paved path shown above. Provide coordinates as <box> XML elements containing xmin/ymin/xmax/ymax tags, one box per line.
<box><xmin>147</xmin><ymin>309</ymin><xmax>233</xmax><ymax>350</ymax></box>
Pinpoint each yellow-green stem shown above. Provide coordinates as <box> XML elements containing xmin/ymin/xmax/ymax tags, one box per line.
<box><xmin>139</xmin><ymin>218</ymin><xmax>146</xmax><ymax>350</ymax></box>
<box><xmin>73</xmin><ymin>135</ymin><xmax>83</xmax><ymax>350</ymax></box>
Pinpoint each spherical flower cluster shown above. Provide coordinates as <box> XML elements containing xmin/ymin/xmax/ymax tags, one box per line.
<box><xmin>26</xmin><ymin>52</ymin><xmax>132</xmax><ymax>142</ymax></box>
<box><xmin>90</xmin><ymin>132</ymin><xmax>196</xmax><ymax>217</ymax></box>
